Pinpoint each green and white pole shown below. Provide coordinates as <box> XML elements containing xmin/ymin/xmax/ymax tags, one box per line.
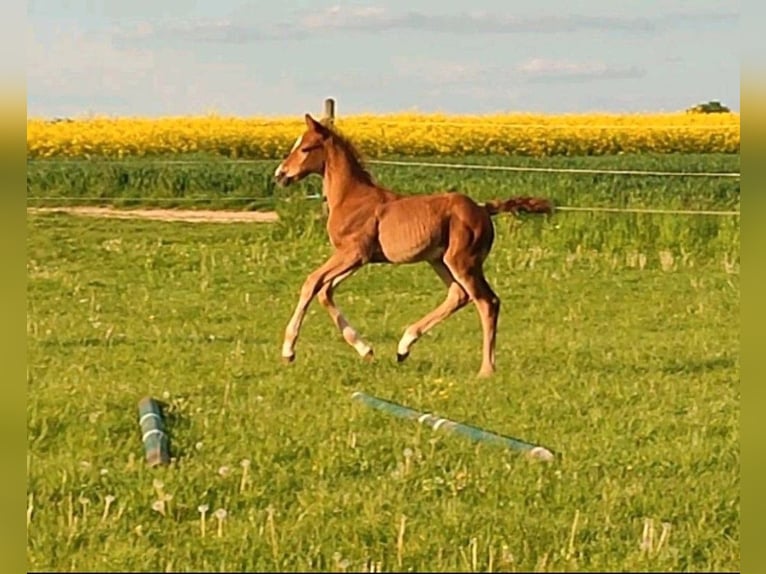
<box><xmin>137</xmin><ymin>396</ymin><xmax>170</xmax><ymax>467</ymax></box>
<box><xmin>351</xmin><ymin>391</ymin><xmax>554</xmax><ymax>461</ymax></box>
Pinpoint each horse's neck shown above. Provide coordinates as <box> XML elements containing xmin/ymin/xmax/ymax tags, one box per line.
<box><xmin>322</xmin><ymin>142</ymin><xmax>375</xmax><ymax>211</ymax></box>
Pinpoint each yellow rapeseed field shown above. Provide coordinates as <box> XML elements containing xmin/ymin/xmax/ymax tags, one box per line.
<box><xmin>26</xmin><ymin>112</ymin><xmax>740</xmax><ymax>159</ymax></box>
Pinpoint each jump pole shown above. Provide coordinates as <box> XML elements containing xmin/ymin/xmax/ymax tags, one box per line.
<box><xmin>351</xmin><ymin>391</ymin><xmax>555</xmax><ymax>461</ymax></box>
<box><xmin>137</xmin><ymin>396</ymin><xmax>171</xmax><ymax>467</ymax></box>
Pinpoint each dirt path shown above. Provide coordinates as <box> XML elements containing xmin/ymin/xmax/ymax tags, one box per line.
<box><xmin>27</xmin><ymin>206</ymin><xmax>279</xmax><ymax>223</ymax></box>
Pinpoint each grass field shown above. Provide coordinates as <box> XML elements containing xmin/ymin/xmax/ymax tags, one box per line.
<box><xmin>27</xmin><ymin>153</ymin><xmax>740</xmax><ymax>213</ymax></box>
<box><xmin>27</xmin><ymin>153</ymin><xmax>739</xmax><ymax>573</ymax></box>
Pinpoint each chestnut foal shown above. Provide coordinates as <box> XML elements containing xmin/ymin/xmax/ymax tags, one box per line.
<box><xmin>274</xmin><ymin>114</ymin><xmax>552</xmax><ymax>377</ymax></box>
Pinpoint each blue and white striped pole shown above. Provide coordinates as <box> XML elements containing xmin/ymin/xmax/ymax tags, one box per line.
<box><xmin>351</xmin><ymin>391</ymin><xmax>554</xmax><ymax>461</ymax></box>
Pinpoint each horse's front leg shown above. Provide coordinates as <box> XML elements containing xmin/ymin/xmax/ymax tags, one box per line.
<box><xmin>316</xmin><ymin>269</ymin><xmax>374</xmax><ymax>361</ymax></box>
<box><xmin>281</xmin><ymin>250</ymin><xmax>363</xmax><ymax>363</ymax></box>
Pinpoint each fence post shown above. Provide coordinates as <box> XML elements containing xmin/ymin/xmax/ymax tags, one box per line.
<box><xmin>319</xmin><ymin>97</ymin><xmax>335</xmax><ymax>217</ymax></box>
<box><xmin>321</xmin><ymin>98</ymin><xmax>336</xmax><ymax>127</ymax></box>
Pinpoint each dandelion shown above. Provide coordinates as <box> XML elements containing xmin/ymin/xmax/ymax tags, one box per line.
<box><xmin>198</xmin><ymin>504</ymin><xmax>209</xmax><ymax>537</ymax></box>
<box><xmin>239</xmin><ymin>459</ymin><xmax>251</xmax><ymax>492</ymax></box>
<box><xmin>640</xmin><ymin>517</ymin><xmax>655</xmax><ymax>552</ymax></box>
<box><xmin>26</xmin><ymin>493</ymin><xmax>33</xmax><ymax>528</ymax></box>
<box><xmin>78</xmin><ymin>496</ymin><xmax>91</xmax><ymax>522</ymax></box>
<box><xmin>500</xmin><ymin>544</ymin><xmax>514</xmax><ymax>567</ymax></box>
<box><xmin>656</xmin><ymin>522</ymin><xmax>672</xmax><ymax>553</ymax></box>
<box><xmin>100</xmin><ymin>468</ymin><xmax>109</xmax><ymax>476</ymax></box>
<box><xmin>195</xmin><ymin>441</ymin><xmax>204</xmax><ymax>451</ymax></box>
<box><xmin>101</xmin><ymin>495</ymin><xmax>116</xmax><ymax>522</ymax></box>
<box><xmin>214</xmin><ymin>508</ymin><xmax>228</xmax><ymax>537</ymax></box>
<box><xmin>396</xmin><ymin>514</ymin><xmax>407</xmax><ymax>569</ymax></box>
<box><xmin>218</xmin><ymin>465</ymin><xmax>231</xmax><ymax>478</ymax></box>
<box><xmin>152</xmin><ymin>499</ymin><xmax>166</xmax><ymax>517</ymax></box>
<box><xmin>403</xmin><ymin>448</ymin><xmax>413</xmax><ymax>475</ymax></box>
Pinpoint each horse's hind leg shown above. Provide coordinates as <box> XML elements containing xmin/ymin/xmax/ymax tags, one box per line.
<box><xmin>397</xmin><ymin>260</ymin><xmax>469</xmax><ymax>362</ymax></box>
<box><xmin>443</xmin><ymin>257</ymin><xmax>500</xmax><ymax>378</ymax></box>
<box><xmin>317</xmin><ymin>270</ymin><xmax>374</xmax><ymax>360</ymax></box>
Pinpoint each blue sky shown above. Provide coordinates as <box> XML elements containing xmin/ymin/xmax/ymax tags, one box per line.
<box><xmin>27</xmin><ymin>0</ymin><xmax>740</xmax><ymax>118</ymax></box>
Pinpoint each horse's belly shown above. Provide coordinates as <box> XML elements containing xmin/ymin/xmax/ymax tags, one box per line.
<box><xmin>377</xmin><ymin>219</ymin><xmax>444</xmax><ymax>263</ymax></box>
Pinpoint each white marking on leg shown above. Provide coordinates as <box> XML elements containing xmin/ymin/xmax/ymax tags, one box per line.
<box><xmin>274</xmin><ymin>163</ymin><xmax>284</xmax><ymax>177</ymax></box>
<box><xmin>353</xmin><ymin>339</ymin><xmax>372</xmax><ymax>357</ymax></box>
<box><xmin>282</xmin><ymin>309</ymin><xmax>304</xmax><ymax>357</ymax></box>
<box><xmin>338</xmin><ymin>314</ymin><xmax>372</xmax><ymax>357</ymax></box>
<box><xmin>397</xmin><ymin>330</ymin><xmax>418</xmax><ymax>356</ymax></box>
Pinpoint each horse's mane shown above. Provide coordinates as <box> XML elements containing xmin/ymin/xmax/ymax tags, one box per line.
<box><xmin>325</xmin><ymin>124</ymin><xmax>376</xmax><ymax>185</ymax></box>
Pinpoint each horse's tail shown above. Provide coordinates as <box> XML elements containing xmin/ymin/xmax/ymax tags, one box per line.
<box><xmin>483</xmin><ymin>196</ymin><xmax>554</xmax><ymax>217</ymax></box>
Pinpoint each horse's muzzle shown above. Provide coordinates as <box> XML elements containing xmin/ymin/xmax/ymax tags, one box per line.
<box><xmin>274</xmin><ymin>171</ymin><xmax>294</xmax><ymax>187</ymax></box>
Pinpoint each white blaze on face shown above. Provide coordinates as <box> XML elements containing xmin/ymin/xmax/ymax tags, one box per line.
<box><xmin>275</xmin><ymin>134</ymin><xmax>304</xmax><ymax>176</ymax></box>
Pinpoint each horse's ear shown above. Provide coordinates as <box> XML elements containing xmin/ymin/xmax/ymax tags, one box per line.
<box><xmin>305</xmin><ymin>113</ymin><xmax>321</xmax><ymax>131</ymax></box>
<box><xmin>305</xmin><ymin>113</ymin><xmax>330</xmax><ymax>136</ymax></box>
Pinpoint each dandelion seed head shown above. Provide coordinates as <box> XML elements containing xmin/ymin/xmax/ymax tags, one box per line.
<box><xmin>198</xmin><ymin>504</ymin><xmax>209</xmax><ymax>514</ymax></box>
<box><xmin>214</xmin><ymin>508</ymin><xmax>228</xmax><ymax>520</ymax></box>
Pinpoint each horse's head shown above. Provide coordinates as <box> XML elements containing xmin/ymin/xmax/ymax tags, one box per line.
<box><xmin>274</xmin><ymin>114</ymin><xmax>330</xmax><ymax>187</ymax></box>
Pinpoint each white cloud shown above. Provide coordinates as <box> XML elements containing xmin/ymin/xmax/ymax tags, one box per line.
<box><xmin>517</xmin><ymin>58</ymin><xmax>645</xmax><ymax>82</ymax></box>
<box><xmin>27</xmin><ymin>26</ymin><xmax>155</xmax><ymax>99</ymax></box>
<box><xmin>25</xmin><ymin>23</ymin><xmax>301</xmax><ymax>117</ymax></box>
<box><xmin>113</xmin><ymin>5</ymin><xmax>738</xmax><ymax>45</ymax></box>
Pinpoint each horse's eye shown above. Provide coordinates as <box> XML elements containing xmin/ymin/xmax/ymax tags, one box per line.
<box><xmin>301</xmin><ymin>144</ymin><xmax>320</xmax><ymax>153</ymax></box>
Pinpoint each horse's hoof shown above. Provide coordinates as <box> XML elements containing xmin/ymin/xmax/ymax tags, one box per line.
<box><xmin>362</xmin><ymin>349</ymin><xmax>375</xmax><ymax>363</ymax></box>
<box><xmin>281</xmin><ymin>354</ymin><xmax>295</xmax><ymax>365</ymax></box>
<box><xmin>477</xmin><ymin>369</ymin><xmax>494</xmax><ymax>378</ymax></box>
<box><xmin>396</xmin><ymin>352</ymin><xmax>409</xmax><ymax>363</ymax></box>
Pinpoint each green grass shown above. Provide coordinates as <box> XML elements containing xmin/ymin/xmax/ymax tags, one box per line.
<box><xmin>27</xmin><ymin>152</ymin><xmax>741</xmax><ymax>268</ymax></box>
<box><xmin>27</xmin><ymin>206</ymin><xmax>739</xmax><ymax>572</ymax></box>
<box><xmin>26</xmin><ymin>153</ymin><xmax>740</xmax><ymax>213</ymax></box>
